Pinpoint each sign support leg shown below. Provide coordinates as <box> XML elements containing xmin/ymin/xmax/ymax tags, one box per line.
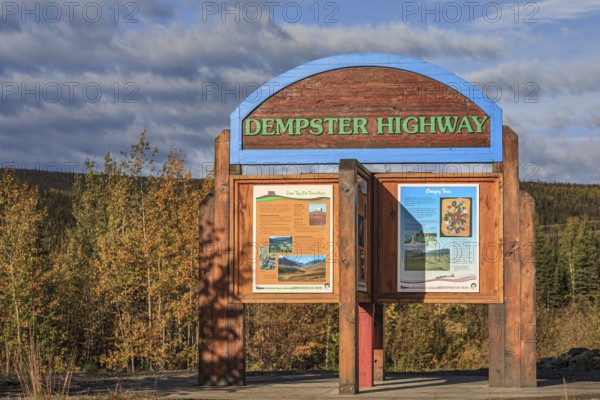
<box><xmin>489</xmin><ymin>127</ymin><xmax>536</xmax><ymax>388</ymax></box>
<box><xmin>198</xmin><ymin>194</ymin><xmax>215</xmax><ymax>385</ymax></box>
<box><xmin>339</xmin><ymin>160</ymin><xmax>359</xmax><ymax>394</ymax></box>
<box><xmin>373</xmin><ymin>304</ymin><xmax>385</xmax><ymax>382</ymax></box>
<box><xmin>358</xmin><ymin>303</ymin><xmax>374</xmax><ymax>388</ymax></box>
<box><xmin>519</xmin><ymin>191</ymin><xmax>536</xmax><ymax>387</ymax></box>
<box><xmin>198</xmin><ymin>130</ymin><xmax>245</xmax><ymax>386</ymax></box>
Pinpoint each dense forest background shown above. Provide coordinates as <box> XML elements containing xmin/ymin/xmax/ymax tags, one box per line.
<box><xmin>0</xmin><ymin>133</ymin><xmax>598</xmax><ymax>375</ymax></box>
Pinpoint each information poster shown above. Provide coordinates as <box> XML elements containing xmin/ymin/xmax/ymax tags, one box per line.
<box><xmin>253</xmin><ymin>184</ymin><xmax>334</xmax><ymax>293</ymax></box>
<box><xmin>398</xmin><ymin>184</ymin><xmax>479</xmax><ymax>292</ymax></box>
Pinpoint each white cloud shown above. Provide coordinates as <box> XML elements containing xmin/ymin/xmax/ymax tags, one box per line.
<box><xmin>465</xmin><ymin>59</ymin><xmax>600</xmax><ymax>99</ymax></box>
<box><xmin>536</xmin><ymin>0</ymin><xmax>600</xmax><ymax>22</ymax></box>
<box><xmin>0</xmin><ymin>7</ymin><xmax>598</xmax><ymax>183</ymax></box>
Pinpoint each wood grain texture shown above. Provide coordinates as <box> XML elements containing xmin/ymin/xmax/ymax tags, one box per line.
<box><xmin>206</xmin><ymin>131</ymin><xmax>245</xmax><ymax>385</ymax></box>
<box><xmin>243</xmin><ymin>67</ymin><xmax>490</xmax><ymax>150</ymax></box>
<box><xmin>356</xmin><ymin>163</ymin><xmax>373</xmax><ymax>303</ymax></box>
<box><xmin>488</xmin><ymin>303</ymin><xmax>505</xmax><ymax>387</ymax></box>
<box><xmin>358</xmin><ymin>303</ymin><xmax>374</xmax><ymax>388</ymax></box>
<box><xmin>374</xmin><ymin>173</ymin><xmax>502</xmax><ymax>304</ymax></box>
<box><xmin>488</xmin><ymin>159</ymin><xmax>505</xmax><ymax>387</ymax></box>
<box><xmin>198</xmin><ymin>194</ymin><xmax>215</xmax><ymax>385</ymax></box>
<box><xmin>519</xmin><ymin>191</ymin><xmax>537</xmax><ymax>387</ymax></box>
<box><xmin>502</xmin><ymin>127</ymin><xmax>521</xmax><ymax>387</ymax></box>
<box><xmin>338</xmin><ymin>159</ymin><xmax>359</xmax><ymax>394</ymax></box>
<box><xmin>227</xmin><ymin>165</ymin><xmax>245</xmax><ymax>385</ymax></box>
<box><xmin>373</xmin><ymin>304</ymin><xmax>385</xmax><ymax>382</ymax></box>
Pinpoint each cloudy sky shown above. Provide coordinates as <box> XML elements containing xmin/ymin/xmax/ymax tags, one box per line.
<box><xmin>1</xmin><ymin>0</ymin><xmax>599</xmax><ymax>182</ymax></box>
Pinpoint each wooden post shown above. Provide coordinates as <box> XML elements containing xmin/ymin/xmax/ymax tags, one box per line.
<box><xmin>373</xmin><ymin>304</ymin><xmax>385</xmax><ymax>382</ymax></box>
<box><xmin>198</xmin><ymin>194</ymin><xmax>215</xmax><ymax>385</ymax></box>
<box><xmin>358</xmin><ymin>303</ymin><xmax>374</xmax><ymax>388</ymax></box>
<box><xmin>519</xmin><ymin>191</ymin><xmax>537</xmax><ymax>387</ymax></box>
<box><xmin>502</xmin><ymin>127</ymin><xmax>521</xmax><ymax>387</ymax></box>
<box><xmin>198</xmin><ymin>130</ymin><xmax>245</xmax><ymax>386</ymax></box>
<box><xmin>339</xmin><ymin>159</ymin><xmax>359</xmax><ymax>394</ymax></box>
<box><xmin>489</xmin><ymin>127</ymin><xmax>536</xmax><ymax>388</ymax></box>
<box><xmin>227</xmin><ymin>163</ymin><xmax>245</xmax><ymax>385</ymax></box>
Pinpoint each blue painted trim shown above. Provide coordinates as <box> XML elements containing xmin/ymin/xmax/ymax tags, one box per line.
<box><xmin>230</xmin><ymin>53</ymin><xmax>503</xmax><ymax>165</ymax></box>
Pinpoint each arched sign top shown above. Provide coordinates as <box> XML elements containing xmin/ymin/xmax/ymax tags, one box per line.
<box><xmin>230</xmin><ymin>53</ymin><xmax>502</xmax><ymax>165</ymax></box>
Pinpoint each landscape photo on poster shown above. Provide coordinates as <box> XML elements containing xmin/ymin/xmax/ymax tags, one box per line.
<box><xmin>269</xmin><ymin>236</ymin><xmax>293</xmax><ymax>252</ymax></box>
<box><xmin>259</xmin><ymin>246</ymin><xmax>275</xmax><ymax>271</ymax></box>
<box><xmin>308</xmin><ymin>204</ymin><xmax>327</xmax><ymax>226</ymax></box>
<box><xmin>403</xmin><ymin>246</ymin><xmax>451</xmax><ymax>271</ymax></box>
<box><xmin>277</xmin><ymin>255</ymin><xmax>327</xmax><ymax>282</ymax></box>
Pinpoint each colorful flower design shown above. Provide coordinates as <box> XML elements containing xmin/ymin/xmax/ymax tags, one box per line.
<box><xmin>443</xmin><ymin>200</ymin><xmax>469</xmax><ymax>235</ymax></box>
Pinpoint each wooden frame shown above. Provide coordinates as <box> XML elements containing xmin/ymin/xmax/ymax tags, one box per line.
<box><xmin>230</xmin><ymin>174</ymin><xmax>340</xmax><ymax>304</ymax></box>
<box><xmin>356</xmin><ymin>162</ymin><xmax>374</xmax><ymax>304</ymax></box>
<box><xmin>198</xmin><ymin>131</ymin><xmax>245</xmax><ymax>386</ymax></box>
<box><xmin>374</xmin><ymin>173</ymin><xmax>503</xmax><ymax>304</ymax></box>
<box><xmin>338</xmin><ymin>160</ymin><xmax>376</xmax><ymax>393</ymax></box>
<box><xmin>488</xmin><ymin>127</ymin><xmax>537</xmax><ymax>387</ymax></box>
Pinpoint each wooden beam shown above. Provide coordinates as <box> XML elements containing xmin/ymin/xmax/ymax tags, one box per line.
<box><xmin>490</xmin><ymin>126</ymin><xmax>521</xmax><ymax>387</ymax></box>
<box><xmin>339</xmin><ymin>159</ymin><xmax>359</xmax><ymax>395</ymax></box>
<box><xmin>198</xmin><ymin>194</ymin><xmax>215</xmax><ymax>385</ymax></box>
<box><xmin>198</xmin><ymin>130</ymin><xmax>245</xmax><ymax>386</ymax></box>
<box><xmin>227</xmin><ymin>164</ymin><xmax>245</xmax><ymax>385</ymax></box>
<box><xmin>358</xmin><ymin>303</ymin><xmax>374</xmax><ymax>388</ymax></box>
<box><xmin>519</xmin><ymin>191</ymin><xmax>537</xmax><ymax>387</ymax></box>
<box><xmin>502</xmin><ymin>127</ymin><xmax>521</xmax><ymax>387</ymax></box>
<box><xmin>488</xmin><ymin>302</ymin><xmax>505</xmax><ymax>386</ymax></box>
<box><xmin>373</xmin><ymin>304</ymin><xmax>385</xmax><ymax>382</ymax></box>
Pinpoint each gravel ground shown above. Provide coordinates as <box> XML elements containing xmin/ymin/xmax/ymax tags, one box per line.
<box><xmin>1</xmin><ymin>368</ymin><xmax>599</xmax><ymax>398</ymax></box>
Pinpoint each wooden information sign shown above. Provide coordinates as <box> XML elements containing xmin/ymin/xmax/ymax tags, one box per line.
<box><xmin>200</xmin><ymin>53</ymin><xmax>536</xmax><ymax>394</ymax></box>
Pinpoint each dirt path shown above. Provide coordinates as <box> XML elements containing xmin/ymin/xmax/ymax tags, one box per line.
<box><xmin>1</xmin><ymin>369</ymin><xmax>599</xmax><ymax>399</ymax></box>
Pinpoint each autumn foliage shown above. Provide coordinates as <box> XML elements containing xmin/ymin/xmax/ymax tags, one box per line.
<box><xmin>1</xmin><ymin>132</ymin><xmax>211</xmax><ymax>373</ymax></box>
<box><xmin>0</xmin><ymin>132</ymin><xmax>598</xmax><ymax>375</ymax></box>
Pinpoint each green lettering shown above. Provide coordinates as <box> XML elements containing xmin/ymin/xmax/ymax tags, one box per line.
<box><xmin>457</xmin><ymin>116</ymin><xmax>473</xmax><ymax>133</ymax></box>
<box><xmin>323</xmin><ymin>118</ymin><xmax>337</xmax><ymax>135</ymax></box>
<box><xmin>377</xmin><ymin>117</ymin><xmax>394</xmax><ymax>134</ymax></box>
<box><xmin>309</xmin><ymin>118</ymin><xmax>324</xmax><ymax>135</ymax></box>
<box><xmin>244</xmin><ymin>119</ymin><xmax>261</xmax><ymax>136</ymax></box>
<box><xmin>471</xmin><ymin>115</ymin><xmax>488</xmax><ymax>133</ymax></box>
<box><xmin>353</xmin><ymin>118</ymin><xmax>368</xmax><ymax>134</ymax></box>
<box><xmin>276</xmin><ymin>118</ymin><xmax>294</xmax><ymax>135</ymax></box>
<box><xmin>339</xmin><ymin>118</ymin><xmax>352</xmax><ymax>135</ymax></box>
<box><xmin>402</xmin><ymin>116</ymin><xmax>419</xmax><ymax>134</ymax></box>
<box><xmin>295</xmin><ymin>118</ymin><xmax>309</xmax><ymax>135</ymax></box>
<box><xmin>437</xmin><ymin>116</ymin><xmax>458</xmax><ymax>134</ymax></box>
<box><xmin>262</xmin><ymin>118</ymin><xmax>275</xmax><ymax>135</ymax></box>
<box><xmin>419</xmin><ymin>116</ymin><xmax>436</xmax><ymax>134</ymax></box>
